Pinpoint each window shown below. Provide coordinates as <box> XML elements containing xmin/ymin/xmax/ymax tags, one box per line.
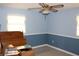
<box><xmin>76</xmin><ymin>16</ymin><xmax>79</xmax><ymax>36</ymax></box>
<box><xmin>7</xmin><ymin>15</ymin><xmax>26</xmax><ymax>33</ymax></box>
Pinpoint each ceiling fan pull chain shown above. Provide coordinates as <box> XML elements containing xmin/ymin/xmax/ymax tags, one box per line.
<box><xmin>44</xmin><ymin>15</ymin><xmax>47</xmax><ymax>20</ymax></box>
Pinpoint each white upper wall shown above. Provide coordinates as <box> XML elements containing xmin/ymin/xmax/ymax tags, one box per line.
<box><xmin>47</xmin><ymin>8</ymin><xmax>79</xmax><ymax>38</ymax></box>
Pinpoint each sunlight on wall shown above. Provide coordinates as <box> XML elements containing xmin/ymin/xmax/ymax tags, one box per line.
<box><xmin>7</xmin><ymin>14</ymin><xmax>26</xmax><ymax>33</ymax></box>
<box><xmin>76</xmin><ymin>16</ymin><xmax>79</xmax><ymax>36</ymax></box>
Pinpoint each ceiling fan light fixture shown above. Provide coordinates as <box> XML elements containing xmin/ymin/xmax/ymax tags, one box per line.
<box><xmin>42</xmin><ymin>10</ymin><xmax>50</xmax><ymax>15</ymax></box>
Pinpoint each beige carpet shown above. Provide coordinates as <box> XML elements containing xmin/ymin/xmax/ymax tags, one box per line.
<box><xmin>34</xmin><ymin>46</ymin><xmax>72</xmax><ymax>56</ymax></box>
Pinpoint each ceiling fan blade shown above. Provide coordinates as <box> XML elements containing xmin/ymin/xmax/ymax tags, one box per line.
<box><xmin>43</xmin><ymin>3</ymin><xmax>49</xmax><ymax>8</ymax></box>
<box><xmin>51</xmin><ymin>9</ymin><xmax>58</xmax><ymax>12</ymax></box>
<box><xmin>52</xmin><ymin>4</ymin><xmax>64</xmax><ymax>8</ymax></box>
<box><xmin>39</xmin><ymin>3</ymin><xmax>49</xmax><ymax>8</ymax></box>
<box><xmin>28</xmin><ymin>7</ymin><xmax>41</xmax><ymax>10</ymax></box>
<box><xmin>39</xmin><ymin>3</ymin><xmax>45</xmax><ymax>8</ymax></box>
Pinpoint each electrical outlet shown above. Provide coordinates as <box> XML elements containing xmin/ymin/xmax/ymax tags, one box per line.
<box><xmin>52</xmin><ymin>40</ymin><xmax>54</xmax><ymax>43</ymax></box>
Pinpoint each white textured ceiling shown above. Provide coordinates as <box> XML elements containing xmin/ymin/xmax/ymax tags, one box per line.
<box><xmin>0</xmin><ymin>3</ymin><xmax>79</xmax><ymax>10</ymax></box>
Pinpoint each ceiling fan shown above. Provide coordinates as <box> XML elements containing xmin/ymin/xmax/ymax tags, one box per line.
<box><xmin>28</xmin><ymin>3</ymin><xmax>64</xmax><ymax>15</ymax></box>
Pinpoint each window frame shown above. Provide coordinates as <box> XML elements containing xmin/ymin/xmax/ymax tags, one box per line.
<box><xmin>7</xmin><ymin>14</ymin><xmax>26</xmax><ymax>33</ymax></box>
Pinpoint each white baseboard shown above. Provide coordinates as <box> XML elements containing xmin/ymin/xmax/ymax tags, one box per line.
<box><xmin>24</xmin><ymin>33</ymin><xmax>47</xmax><ymax>36</ymax></box>
<box><xmin>32</xmin><ymin>44</ymin><xmax>78</xmax><ymax>56</ymax></box>
<box><xmin>32</xmin><ymin>44</ymin><xmax>47</xmax><ymax>49</ymax></box>
<box><xmin>46</xmin><ymin>44</ymin><xmax>78</xmax><ymax>56</ymax></box>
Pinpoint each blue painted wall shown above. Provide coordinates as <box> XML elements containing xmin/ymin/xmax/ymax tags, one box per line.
<box><xmin>0</xmin><ymin>7</ymin><xmax>47</xmax><ymax>34</ymax></box>
<box><xmin>0</xmin><ymin>7</ymin><xmax>48</xmax><ymax>48</ymax></box>
<box><xmin>47</xmin><ymin>8</ymin><xmax>79</xmax><ymax>55</ymax></box>
<box><xmin>48</xmin><ymin>34</ymin><xmax>79</xmax><ymax>54</ymax></box>
<box><xmin>48</xmin><ymin>8</ymin><xmax>79</xmax><ymax>37</ymax></box>
<box><xmin>0</xmin><ymin>6</ymin><xmax>79</xmax><ymax>55</ymax></box>
<box><xmin>25</xmin><ymin>34</ymin><xmax>48</xmax><ymax>46</ymax></box>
